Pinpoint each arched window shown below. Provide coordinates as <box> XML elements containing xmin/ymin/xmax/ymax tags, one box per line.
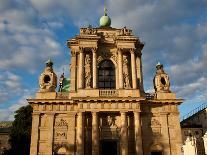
<box><xmin>98</xmin><ymin>60</ymin><xmax>115</xmax><ymax>89</ymax></box>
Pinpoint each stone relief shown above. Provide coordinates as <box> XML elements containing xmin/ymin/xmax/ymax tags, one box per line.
<box><xmin>55</xmin><ymin>131</ymin><xmax>67</xmax><ymax>139</ymax></box>
<box><xmin>80</xmin><ymin>27</ymin><xmax>97</xmax><ymax>35</ymax></box>
<box><xmin>97</xmin><ymin>50</ymin><xmax>117</xmax><ymax>65</ymax></box>
<box><xmin>150</xmin><ymin>118</ymin><xmax>161</xmax><ymax>136</ymax></box>
<box><xmin>55</xmin><ymin>119</ymin><xmax>68</xmax><ymax>127</ymax></box>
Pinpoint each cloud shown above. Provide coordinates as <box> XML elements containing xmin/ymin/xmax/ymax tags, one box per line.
<box><xmin>0</xmin><ymin>0</ymin><xmax>63</xmax><ymax>73</ymax></box>
<box><xmin>0</xmin><ymin>91</ymin><xmax>32</xmax><ymax>121</ymax></box>
<box><xmin>0</xmin><ymin>0</ymin><xmax>207</xmax><ymax>120</ymax></box>
<box><xmin>0</xmin><ymin>71</ymin><xmax>22</xmax><ymax>103</ymax></box>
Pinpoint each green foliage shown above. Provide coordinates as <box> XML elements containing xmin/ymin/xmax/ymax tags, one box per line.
<box><xmin>4</xmin><ymin>105</ymin><xmax>32</xmax><ymax>155</ymax></box>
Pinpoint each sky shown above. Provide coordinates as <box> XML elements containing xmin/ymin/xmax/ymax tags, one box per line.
<box><xmin>0</xmin><ymin>0</ymin><xmax>207</xmax><ymax>121</ymax></box>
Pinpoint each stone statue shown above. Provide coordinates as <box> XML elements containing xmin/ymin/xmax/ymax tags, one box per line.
<box><xmin>124</xmin><ymin>73</ymin><xmax>131</xmax><ymax>89</ymax></box>
<box><xmin>106</xmin><ymin>116</ymin><xmax>116</xmax><ymax>127</ymax></box>
<box><xmin>85</xmin><ymin>70</ymin><xmax>91</xmax><ymax>88</ymax></box>
<box><xmin>85</xmin><ymin>54</ymin><xmax>91</xmax><ymax>65</ymax></box>
<box><xmin>123</xmin><ymin>55</ymin><xmax>131</xmax><ymax>88</ymax></box>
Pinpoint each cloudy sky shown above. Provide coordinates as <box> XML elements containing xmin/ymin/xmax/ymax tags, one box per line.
<box><xmin>0</xmin><ymin>0</ymin><xmax>207</xmax><ymax>121</ymax></box>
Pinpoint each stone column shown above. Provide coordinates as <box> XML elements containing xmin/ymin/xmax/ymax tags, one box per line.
<box><xmin>92</xmin><ymin>48</ymin><xmax>97</xmax><ymax>88</ymax></box>
<box><xmin>92</xmin><ymin>112</ymin><xmax>99</xmax><ymax>155</ymax></box>
<box><xmin>47</xmin><ymin>113</ymin><xmax>55</xmax><ymax>155</ymax></box>
<box><xmin>77</xmin><ymin>112</ymin><xmax>84</xmax><ymax>155</ymax></box>
<box><xmin>120</xmin><ymin>112</ymin><xmax>128</xmax><ymax>155</ymax></box>
<box><xmin>130</xmin><ymin>49</ymin><xmax>137</xmax><ymax>89</ymax></box>
<box><xmin>118</xmin><ymin>48</ymin><xmax>124</xmax><ymax>89</ymax></box>
<box><xmin>134</xmin><ymin>112</ymin><xmax>143</xmax><ymax>155</ymax></box>
<box><xmin>30</xmin><ymin>112</ymin><xmax>40</xmax><ymax>155</ymax></box>
<box><xmin>173</xmin><ymin>113</ymin><xmax>182</xmax><ymax>155</ymax></box>
<box><xmin>161</xmin><ymin>113</ymin><xmax>171</xmax><ymax>155</ymax></box>
<box><xmin>78</xmin><ymin>47</ymin><xmax>84</xmax><ymax>89</ymax></box>
<box><xmin>136</xmin><ymin>52</ymin><xmax>144</xmax><ymax>91</ymax></box>
<box><xmin>70</xmin><ymin>50</ymin><xmax>77</xmax><ymax>91</ymax></box>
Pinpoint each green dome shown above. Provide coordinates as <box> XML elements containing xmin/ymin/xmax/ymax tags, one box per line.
<box><xmin>100</xmin><ymin>15</ymin><xmax>111</xmax><ymax>27</ymax></box>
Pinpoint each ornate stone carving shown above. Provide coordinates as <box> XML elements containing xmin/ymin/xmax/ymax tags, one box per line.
<box><xmin>97</xmin><ymin>50</ymin><xmax>117</xmax><ymax>64</ymax></box>
<box><xmin>55</xmin><ymin>131</ymin><xmax>67</xmax><ymax>139</ymax></box>
<box><xmin>153</xmin><ymin>62</ymin><xmax>171</xmax><ymax>92</ymax></box>
<box><xmin>55</xmin><ymin>119</ymin><xmax>68</xmax><ymax>127</ymax></box>
<box><xmin>120</xmin><ymin>27</ymin><xmax>132</xmax><ymax>36</ymax></box>
<box><xmin>150</xmin><ymin>118</ymin><xmax>161</xmax><ymax>136</ymax></box>
<box><xmin>39</xmin><ymin>59</ymin><xmax>57</xmax><ymax>92</ymax></box>
<box><xmin>80</xmin><ymin>27</ymin><xmax>97</xmax><ymax>35</ymax></box>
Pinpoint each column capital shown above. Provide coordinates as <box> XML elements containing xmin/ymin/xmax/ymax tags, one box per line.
<box><xmin>129</xmin><ymin>48</ymin><xmax>135</xmax><ymax>54</ymax></box>
<box><xmin>117</xmin><ymin>48</ymin><xmax>123</xmax><ymax>53</ymax></box>
<box><xmin>32</xmin><ymin>112</ymin><xmax>41</xmax><ymax>116</ymax></box>
<box><xmin>79</xmin><ymin>47</ymin><xmax>84</xmax><ymax>53</ymax></box>
<box><xmin>71</xmin><ymin>50</ymin><xmax>76</xmax><ymax>56</ymax></box>
<box><xmin>92</xmin><ymin>47</ymin><xmax>97</xmax><ymax>53</ymax></box>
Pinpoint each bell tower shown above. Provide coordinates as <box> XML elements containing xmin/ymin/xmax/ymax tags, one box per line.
<box><xmin>67</xmin><ymin>25</ymin><xmax>145</xmax><ymax>98</ymax></box>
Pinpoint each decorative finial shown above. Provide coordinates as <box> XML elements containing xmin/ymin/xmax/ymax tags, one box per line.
<box><xmin>45</xmin><ymin>58</ymin><xmax>53</xmax><ymax>67</ymax></box>
<box><xmin>104</xmin><ymin>0</ymin><xmax>107</xmax><ymax>16</ymax></box>
<box><xmin>156</xmin><ymin>61</ymin><xmax>163</xmax><ymax>69</ymax></box>
<box><xmin>99</xmin><ymin>0</ymin><xmax>111</xmax><ymax>27</ymax></box>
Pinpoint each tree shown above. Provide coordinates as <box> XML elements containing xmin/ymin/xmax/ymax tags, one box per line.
<box><xmin>4</xmin><ymin>105</ymin><xmax>32</xmax><ymax>155</ymax></box>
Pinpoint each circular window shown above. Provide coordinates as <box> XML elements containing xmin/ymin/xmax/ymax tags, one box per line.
<box><xmin>44</xmin><ymin>75</ymin><xmax>51</xmax><ymax>83</ymax></box>
<box><xmin>160</xmin><ymin>77</ymin><xmax>166</xmax><ymax>85</ymax></box>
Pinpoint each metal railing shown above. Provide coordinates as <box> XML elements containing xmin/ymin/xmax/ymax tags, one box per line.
<box><xmin>145</xmin><ymin>93</ymin><xmax>155</xmax><ymax>99</ymax></box>
<box><xmin>99</xmin><ymin>89</ymin><xmax>118</xmax><ymax>97</ymax></box>
<box><xmin>181</xmin><ymin>103</ymin><xmax>207</xmax><ymax>122</ymax></box>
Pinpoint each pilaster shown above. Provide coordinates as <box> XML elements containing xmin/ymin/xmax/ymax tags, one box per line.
<box><xmin>30</xmin><ymin>112</ymin><xmax>40</xmax><ymax>155</ymax></box>
<box><xmin>134</xmin><ymin>111</ymin><xmax>143</xmax><ymax>155</ymax></box>
<box><xmin>92</xmin><ymin>112</ymin><xmax>99</xmax><ymax>155</ymax></box>
<box><xmin>76</xmin><ymin>112</ymin><xmax>84</xmax><ymax>155</ymax></box>
<box><xmin>78</xmin><ymin>47</ymin><xmax>84</xmax><ymax>89</ymax></box>
<box><xmin>92</xmin><ymin>48</ymin><xmax>97</xmax><ymax>89</ymax></box>
<box><xmin>47</xmin><ymin>113</ymin><xmax>55</xmax><ymax>155</ymax></box>
<box><xmin>130</xmin><ymin>49</ymin><xmax>137</xmax><ymax>89</ymax></box>
<box><xmin>70</xmin><ymin>50</ymin><xmax>77</xmax><ymax>91</ymax></box>
<box><xmin>118</xmin><ymin>49</ymin><xmax>124</xmax><ymax>89</ymax></box>
<box><xmin>120</xmin><ymin>112</ymin><xmax>128</xmax><ymax>155</ymax></box>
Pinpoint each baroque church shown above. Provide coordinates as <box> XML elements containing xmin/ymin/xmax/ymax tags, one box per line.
<box><xmin>28</xmin><ymin>8</ymin><xmax>183</xmax><ymax>155</ymax></box>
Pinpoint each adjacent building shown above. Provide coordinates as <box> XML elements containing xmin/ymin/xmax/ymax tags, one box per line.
<box><xmin>0</xmin><ymin>121</ymin><xmax>12</xmax><ymax>154</ymax></box>
<box><xmin>181</xmin><ymin>104</ymin><xmax>207</xmax><ymax>155</ymax></box>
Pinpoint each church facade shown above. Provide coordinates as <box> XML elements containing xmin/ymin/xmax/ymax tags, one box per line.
<box><xmin>28</xmin><ymin>13</ymin><xmax>183</xmax><ymax>155</ymax></box>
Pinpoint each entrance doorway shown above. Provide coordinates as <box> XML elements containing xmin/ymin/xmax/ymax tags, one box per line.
<box><xmin>151</xmin><ymin>151</ymin><xmax>162</xmax><ymax>155</ymax></box>
<box><xmin>101</xmin><ymin>140</ymin><xmax>118</xmax><ymax>155</ymax></box>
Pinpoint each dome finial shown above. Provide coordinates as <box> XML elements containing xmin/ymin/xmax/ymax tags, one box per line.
<box><xmin>99</xmin><ymin>0</ymin><xmax>111</xmax><ymax>27</ymax></box>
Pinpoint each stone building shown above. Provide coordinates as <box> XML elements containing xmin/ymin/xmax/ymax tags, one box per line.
<box><xmin>0</xmin><ymin>121</ymin><xmax>12</xmax><ymax>154</ymax></box>
<box><xmin>28</xmin><ymin>10</ymin><xmax>183</xmax><ymax>155</ymax></box>
<box><xmin>181</xmin><ymin>104</ymin><xmax>207</xmax><ymax>155</ymax></box>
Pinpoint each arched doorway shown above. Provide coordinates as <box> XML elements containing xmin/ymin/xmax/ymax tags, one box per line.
<box><xmin>98</xmin><ymin>60</ymin><xmax>115</xmax><ymax>89</ymax></box>
<box><xmin>54</xmin><ymin>147</ymin><xmax>67</xmax><ymax>155</ymax></box>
